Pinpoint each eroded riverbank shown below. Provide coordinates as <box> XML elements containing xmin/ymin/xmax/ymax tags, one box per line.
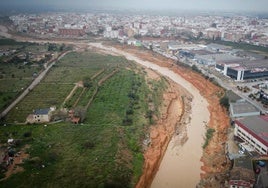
<box><xmin>88</xmin><ymin>44</ymin><xmax>224</xmax><ymax>187</ymax></box>
<box><xmin>112</xmin><ymin>44</ymin><xmax>231</xmax><ymax>187</ymax></box>
<box><xmin>151</xmin><ymin>84</ymin><xmax>209</xmax><ymax>187</ymax></box>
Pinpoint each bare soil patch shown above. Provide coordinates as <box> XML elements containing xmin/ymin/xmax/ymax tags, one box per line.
<box><xmin>1</xmin><ymin>145</ymin><xmax>30</xmax><ymax>181</ymax></box>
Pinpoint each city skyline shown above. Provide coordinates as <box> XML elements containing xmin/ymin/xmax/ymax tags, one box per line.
<box><xmin>2</xmin><ymin>0</ymin><xmax>268</xmax><ymax>13</ymax></box>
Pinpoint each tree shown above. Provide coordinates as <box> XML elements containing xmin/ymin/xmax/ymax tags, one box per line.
<box><xmin>48</xmin><ymin>43</ymin><xmax>57</xmax><ymax>51</ymax></box>
<box><xmin>59</xmin><ymin>44</ymin><xmax>65</xmax><ymax>51</ymax></box>
<box><xmin>220</xmin><ymin>95</ymin><xmax>230</xmax><ymax>110</ymax></box>
<box><xmin>74</xmin><ymin>107</ymin><xmax>86</xmax><ymax>122</ymax></box>
<box><xmin>191</xmin><ymin>65</ymin><xmax>201</xmax><ymax>73</ymax></box>
<box><xmin>83</xmin><ymin>77</ymin><xmax>93</xmax><ymax>88</ymax></box>
<box><xmin>197</xmin><ymin>31</ymin><xmax>203</xmax><ymax>39</ymax></box>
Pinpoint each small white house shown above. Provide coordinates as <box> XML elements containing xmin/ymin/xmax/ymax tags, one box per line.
<box><xmin>127</xmin><ymin>39</ymin><xmax>137</xmax><ymax>45</ymax></box>
<box><xmin>26</xmin><ymin>107</ymin><xmax>55</xmax><ymax>124</ymax></box>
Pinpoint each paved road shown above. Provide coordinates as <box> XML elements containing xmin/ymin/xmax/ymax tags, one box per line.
<box><xmin>211</xmin><ymin>74</ymin><xmax>268</xmax><ymax>113</ymax></box>
<box><xmin>195</xmin><ymin>63</ymin><xmax>268</xmax><ymax>113</ymax></box>
<box><xmin>0</xmin><ymin>51</ymin><xmax>70</xmax><ymax>119</ymax></box>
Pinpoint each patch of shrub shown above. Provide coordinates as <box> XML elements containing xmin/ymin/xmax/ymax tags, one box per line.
<box><xmin>122</xmin><ymin>117</ymin><xmax>133</xmax><ymax>126</ymax></box>
<box><xmin>83</xmin><ymin>141</ymin><xmax>95</xmax><ymax>149</ymax></box>
<box><xmin>203</xmin><ymin>128</ymin><xmax>215</xmax><ymax>149</ymax></box>
<box><xmin>220</xmin><ymin>95</ymin><xmax>230</xmax><ymax>110</ymax></box>
<box><xmin>23</xmin><ymin>131</ymin><xmax>32</xmax><ymax>137</ymax></box>
<box><xmin>191</xmin><ymin>65</ymin><xmax>202</xmax><ymax>73</ymax></box>
<box><xmin>126</xmin><ymin>108</ymin><xmax>134</xmax><ymax>115</ymax></box>
<box><xmin>47</xmin><ymin>152</ymin><xmax>59</xmax><ymax>163</ymax></box>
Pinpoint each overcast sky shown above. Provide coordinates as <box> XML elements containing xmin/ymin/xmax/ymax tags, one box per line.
<box><xmin>2</xmin><ymin>0</ymin><xmax>268</xmax><ymax>12</ymax></box>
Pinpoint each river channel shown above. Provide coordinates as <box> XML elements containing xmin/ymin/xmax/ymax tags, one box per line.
<box><xmin>122</xmin><ymin>52</ymin><xmax>210</xmax><ymax>188</ymax></box>
<box><xmin>89</xmin><ymin>43</ymin><xmax>210</xmax><ymax>188</ymax></box>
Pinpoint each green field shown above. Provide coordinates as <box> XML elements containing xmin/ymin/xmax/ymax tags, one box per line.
<box><xmin>0</xmin><ymin>39</ymin><xmax>59</xmax><ymax>112</ymax></box>
<box><xmin>0</xmin><ymin>50</ymin><xmax>167</xmax><ymax>187</ymax></box>
<box><xmin>4</xmin><ymin>51</ymin><xmax>129</xmax><ymax>123</ymax></box>
<box><xmin>0</xmin><ymin>61</ymin><xmax>42</xmax><ymax>110</ymax></box>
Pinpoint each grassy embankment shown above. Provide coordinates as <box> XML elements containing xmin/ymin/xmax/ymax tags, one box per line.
<box><xmin>0</xmin><ymin>51</ymin><xmax>167</xmax><ymax>187</ymax></box>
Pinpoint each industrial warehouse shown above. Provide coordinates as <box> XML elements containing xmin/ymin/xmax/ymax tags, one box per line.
<box><xmin>216</xmin><ymin>59</ymin><xmax>268</xmax><ymax>81</ymax></box>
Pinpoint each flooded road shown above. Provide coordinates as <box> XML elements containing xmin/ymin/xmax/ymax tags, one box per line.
<box><xmin>88</xmin><ymin>43</ymin><xmax>210</xmax><ymax>188</ymax></box>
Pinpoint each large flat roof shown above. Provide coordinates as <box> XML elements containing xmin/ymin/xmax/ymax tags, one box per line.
<box><xmin>206</xmin><ymin>43</ymin><xmax>232</xmax><ymax>50</ymax></box>
<box><xmin>218</xmin><ymin>59</ymin><xmax>268</xmax><ymax>72</ymax></box>
<box><xmin>198</xmin><ymin>53</ymin><xmax>242</xmax><ymax>62</ymax></box>
<box><xmin>230</xmin><ymin>100</ymin><xmax>260</xmax><ymax>117</ymax></box>
<box><xmin>242</xmin><ymin>59</ymin><xmax>268</xmax><ymax>70</ymax></box>
<box><xmin>190</xmin><ymin>49</ymin><xmax>214</xmax><ymax>56</ymax></box>
<box><xmin>235</xmin><ymin>115</ymin><xmax>268</xmax><ymax>147</ymax></box>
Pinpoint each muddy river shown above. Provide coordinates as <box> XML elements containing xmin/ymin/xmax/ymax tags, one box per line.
<box><xmin>89</xmin><ymin>43</ymin><xmax>210</xmax><ymax>188</ymax></box>
<box><xmin>148</xmin><ymin>66</ymin><xmax>209</xmax><ymax>188</ymax></box>
<box><xmin>122</xmin><ymin>54</ymin><xmax>210</xmax><ymax>188</ymax></box>
<box><xmin>151</xmin><ymin>89</ymin><xmax>209</xmax><ymax>188</ymax></box>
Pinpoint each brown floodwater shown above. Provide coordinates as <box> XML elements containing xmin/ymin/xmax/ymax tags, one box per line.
<box><xmin>150</xmin><ymin>68</ymin><xmax>209</xmax><ymax>188</ymax></box>
<box><xmin>151</xmin><ymin>96</ymin><xmax>209</xmax><ymax>188</ymax></box>
<box><xmin>88</xmin><ymin>43</ymin><xmax>210</xmax><ymax>188</ymax></box>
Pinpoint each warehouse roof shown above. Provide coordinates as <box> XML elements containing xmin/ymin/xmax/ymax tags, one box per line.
<box><xmin>230</xmin><ymin>100</ymin><xmax>260</xmax><ymax>118</ymax></box>
<box><xmin>217</xmin><ymin>59</ymin><xmax>268</xmax><ymax>72</ymax></box>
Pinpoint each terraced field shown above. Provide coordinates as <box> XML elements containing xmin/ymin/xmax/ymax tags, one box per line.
<box><xmin>0</xmin><ymin>50</ymin><xmax>167</xmax><ymax>188</ymax></box>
